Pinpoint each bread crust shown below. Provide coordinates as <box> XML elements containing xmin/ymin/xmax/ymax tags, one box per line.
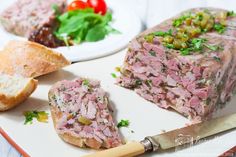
<box><xmin>50</xmin><ymin>104</ymin><xmax>89</xmax><ymax>148</ymax></box>
<box><xmin>0</xmin><ymin>78</ymin><xmax>38</xmax><ymax>111</ymax></box>
<box><xmin>0</xmin><ymin>40</ymin><xmax>70</xmax><ymax>78</ymax></box>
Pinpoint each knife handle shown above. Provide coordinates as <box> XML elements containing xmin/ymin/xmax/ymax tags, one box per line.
<box><xmin>83</xmin><ymin>141</ymin><xmax>145</xmax><ymax>157</ymax></box>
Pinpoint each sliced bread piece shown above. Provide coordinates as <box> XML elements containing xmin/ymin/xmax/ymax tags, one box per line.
<box><xmin>0</xmin><ymin>74</ymin><xmax>38</xmax><ymax>111</ymax></box>
<box><xmin>0</xmin><ymin>40</ymin><xmax>70</xmax><ymax>78</ymax></box>
<box><xmin>48</xmin><ymin>78</ymin><xmax>122</xmax><ymax>149</ymax></box>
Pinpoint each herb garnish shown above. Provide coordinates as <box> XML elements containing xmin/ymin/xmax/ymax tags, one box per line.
<box><xmin>227</xmin><ymin>11</ymin><xmax>236</xmax><ymax>17</ymax></box>
<box><xmin>213</xmin><ymin>56</ymin><xmax>221</xmax><ymax>62</ymax></box>
<box><xmin>172</xmin><ymin>13</ymin><xmax>191</xmax><ymax>27</ymax></box>
<box><xmin>180</xmin><ymin>49</ymin><xmax>190</xmax><ymax>55</ymax></box>
<box><xmin>145</xmin><ymin>80</ymin><xmax>152</xmax><ymax>87</ymax></box>
<box><xmin>117</xmin><ymin>119</ymin><xmax>130</xmax><ymax>128</ymax></box>
<box><xmin>55</xmin><ymin>9</ymin><xmax>119</xmax><ymax>45</ymax></box>
<box><xmin>165</xmin><ymin>43</ymin><xmax>175</xmax><ymax>49</ymax></box>
<box><xmin>213</xmin><ymin>23</ymin><xmax>226</xmax><ymax>34</ymax></box>
<box><xmin>52</xmin><ymin>4</ymin><xmax>61</xmax><ymax>17</ymax></box>
<box><xmin>191</xmin><ymin>38</ymin><xmax>206</xmax><ymax>50</ymax></box>
<box><xmin>179</xmin><ymin>38</ymin><xmax>222</xmax><ymax>55</ymax></box>
<box><xmin>111</xmin><ymin>73</ymin><xmax>117</xmax><ymax>78</ymax></box>
<box><xmin>178</xmin><ymin>38</ymin><xmax>206</xmax><ymax>55</ymax></box>
<box><xmin>82</xmin><ymin>79</ymin><xmax>90</xmax><ymax>86</ymax></box>
<box><xmin>135</xmin><ymin>79</ymin><xmax>142</xmax><ymax>87</ymax></box>
<box><xmin>196</xmin><ymin>14</ymin><xmax>203</xmax><ymax>21</ymax></box>
<box><xmin>24</xmin><ymin>111</ymin><xmax>48</xmax><ymax>125</ymax></box>
<box><xmin>144</xmin><ymin>9</ymin><xmax>231</xmax><ymax>56</ymax></box>
<box><xmin>149</xmin><ymin>51</ymin><xmax>156</xmax><ymax>56</ymax></box>
<box><xmin>145</xmin><ymin>10</ymin><xmax>230</xmax><ymax>55</ymax></box>
<box><xmin>153</xmin><ymin>29</ymin><xmax>172</xmax><ymax>37</ymax></box>
<box><xmin>204</xmin><ymin>44</ymin><xmax>222</xmax><ymax>51</ymax></box>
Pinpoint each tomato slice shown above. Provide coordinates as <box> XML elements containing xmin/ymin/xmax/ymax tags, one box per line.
<box><xmin>87</xmin><ymin>0</ymin><xmax>107</xmax><ymax>15</ymax></box>
<box><xmin>68</xmin><ymin>0</ymin><xmax>89</xmax><ymax>11</ymax></box>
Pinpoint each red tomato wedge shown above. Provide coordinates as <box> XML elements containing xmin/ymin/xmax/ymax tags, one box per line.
<box><xmin>87</xmin><ymin>0</ymin><xmax>107</xmax><ymax>15</ymax></box>
<box><xmin>68</xmin><ymin>0</ymin><xmax>89</xmax><ymax>11</ymax></box>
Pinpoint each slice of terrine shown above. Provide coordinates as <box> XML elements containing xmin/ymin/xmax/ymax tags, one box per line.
<box><xmin>0</xmin><ymin>0</ymin><xmax>66</xmax><ymax>48</ymax></box>
<box><xmin>117</xmin><ymin>8</ymin><xmax>236</xmax><ymax>122</ymax></box>
<box><xmin>48</xmin><ymin>78</ymin><xmax>122</xmax><ymax>149</ymax></box>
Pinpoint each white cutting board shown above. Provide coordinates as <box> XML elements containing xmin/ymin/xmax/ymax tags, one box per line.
<box><xmin>0</xmin><ymin>49</ymin><xmax>235</xmax><ymax>157</ymax></box>
<box><xmin>0</xmin><ymin>0</ymin><xmax>142</xmax><ymax>62</ymax></box>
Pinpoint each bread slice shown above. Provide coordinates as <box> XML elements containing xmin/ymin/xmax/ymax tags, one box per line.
<box><xmin>48</xmin><ymin>78</ymin><xmax>122</xmax><ymax>149</ymax></box>
<box><xmin>0</xmin><ymin>74</ymin><xmax>38</xmax><ymax>111</ymax></box>
<box><xmin>0</xmin><ymin>40</ymin><xmax>70</xmax><ymax>78</ymax></box>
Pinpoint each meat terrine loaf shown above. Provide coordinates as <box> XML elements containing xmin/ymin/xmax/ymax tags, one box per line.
<box><xmin>0</xmin><ymin>0</ymin><xmax>66</xmax><ymax>48</ymax></box>
<box><xmin>48</xmin><ymin>78</ymin><xmax>122</xmax><ymax>149</ymax></box>
<box><xmin>117</xmin><ymin>8</ymin><xmax>236</xmax><ymax>122</ymax></box>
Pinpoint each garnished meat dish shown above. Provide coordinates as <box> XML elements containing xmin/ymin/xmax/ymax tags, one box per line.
<box><xmin>48</xmin><ymin>78</ymin><xmax>122</xmax><ymax>149</ymax></box>
<box><xmin>0</xmin><ymin>0</ymin><xmax>66</xmax><ymax>48</ymax></box>
<box><xmin>0</xmin><ymin>0</ymin><xmax>116</xmax><ymax>48</ymax></box>
<box><xmin>117</xmin><ymin>8</ymin><xmax>236</xmax><ymax>122</ymax></box>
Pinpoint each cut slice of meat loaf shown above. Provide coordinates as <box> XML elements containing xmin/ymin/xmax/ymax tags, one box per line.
<box><xmin>48</xmin><ymin>78</ymin><xmax>122</xmax><ymax>149</ymax></box>
<box><xmin>0</xmin><ymin>0</ymin><xmax>66</xmax><ymax>48</ymax></box>
<box><xmin>117</xmin><ymin>8</ymin><xmax>236</xmax><ymax>122</ymax></box>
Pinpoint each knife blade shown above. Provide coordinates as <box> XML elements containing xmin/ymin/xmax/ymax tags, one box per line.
<box><xmin>83</xmin><ymin>113</ymin><xmax>236</xmax><ymax>157</ymax></box>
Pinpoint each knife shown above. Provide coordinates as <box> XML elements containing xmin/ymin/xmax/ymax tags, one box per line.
<box><xmin>83</xmin><ymin>113</ymin><xmax>236</xmax><ymax>157</ymax></box>
<box><xmin>219</xmin><ymin>146</ymin><xmax>236</xmax><ymax>157</ymax></box>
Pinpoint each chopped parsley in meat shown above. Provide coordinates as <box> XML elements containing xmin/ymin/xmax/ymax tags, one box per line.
<box><xmin>213</xmin><ymin>23</ymin><xmax>226</xmax><ymax>34</ymax></box>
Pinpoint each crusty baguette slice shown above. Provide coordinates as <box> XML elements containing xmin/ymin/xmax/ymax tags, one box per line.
<box><xmin>48</xmin><ymin>78</ymin><xmax>122</xmax><ymax>149</ymax></box>
<box><xmin>0</xmin><ymin>74</ymin><xmax>38</xmax><ymax>111</ymax></box>
<box><xmin>0</xmin><ymin>40</ymin><xmax>70</xmax><ymax>78</ymax></box>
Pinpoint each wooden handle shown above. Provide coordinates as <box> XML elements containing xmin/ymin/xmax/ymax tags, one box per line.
<box><xmin>83</xmin><ymin>141</ymin><xmax>145</xmax><ymax>157</ymax></box>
